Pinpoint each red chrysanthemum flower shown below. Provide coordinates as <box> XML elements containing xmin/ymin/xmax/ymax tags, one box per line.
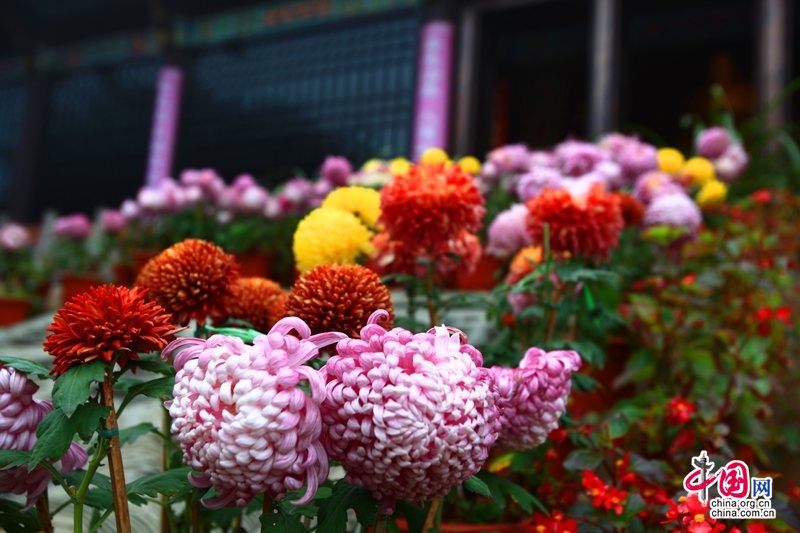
<box><xmin>526</xmin><ymin>185</ymin><xmax>623</xmax><ymax>261</ymax></box>
<box><xmin>285</xmin><ymin>264</ymin><xmax>393</xmax><ymax>338</ymax></box>
<box><xmin>614</xmin><ymin>192</ymin><xmax>645</xmax><ymax>227</ymax></box>
<box><xmin>371</xmin><ymin>230</ymin><xmax>481</xmax><ymax>281</ymax></box>
<box><xmin>43</xmin><ymin>284</ymin><xmax>177</xmax><ymax>376</ymax></box>
<box><xmin>212</xmin><ymin>277</ymin><xmax>287</xmax><ymax>332</ymax></box>
<box><xmin>379</xmin><ymin>162</ymin><xmax>485</xmax><ymax>248</ymax></box>
<box><xmin>136</xmin><ymin>238</ymin><xmax>239</xmax><ymax>325</ymax></box>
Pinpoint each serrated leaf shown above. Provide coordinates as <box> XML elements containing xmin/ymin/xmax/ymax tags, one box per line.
<box><xmin>464</xmin><ymin>475</ymin><xmax>491</xmax><ymax>497</ymax></box>
<box><xmin>117</xmin><ymin>376</ymin><xmax>175</xmax><ymax>414</ymax></box>
<box><xmin>127</xmin><ymin>357</ymin><xmax>174</xmax><ymax>376</ymax></box>
<box><xmin>0</xmin><ymin>450</ymin><xmax>33</xmax><ymax>470</ymax></box>
<box><xmin>260</xmin><ymin>507</ymin><xmax>307</xmax><ymax>533</ymax></box>
<box><xmin>0</xmin><ymin>356</ymin><xmax>51</xmax><ymax>379</ymax></box>
<box><xmin>52</xmin><ymin>361</ymin><xmax>105</xmax><ymax>417</ymax></box>
<box><xmin>477</xmin><ymin>472</ymin><xmax>547</xmax><ymax>514</ymax></box>
<box><xmin>120</xmin><ymin>422</ymin><xmax>156</xmax><ymax>446</ymax></box>
<box><xmin>563</xmin><ymin>449</ymin><xmax>603</xmax><ymax>471</ymax></box>
<box><xmin>126</xmin><ymin>467</ymin><xmax>192</xmax><ymax>505</ymax></box>
<box><xmin>30</xmin><ymin>408</ymin><xmax>75</xmax><ymax>468</ymax></box>
<box><xmin>71</xmin><ymin>403</ymin><xmax>110</xmax><ymax>440</ymax></box>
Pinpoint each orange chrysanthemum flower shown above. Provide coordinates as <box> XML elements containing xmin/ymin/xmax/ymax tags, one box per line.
<box><xmin>136</xmin><ymin>239</ymin><xmax>239</xmax><ymax>325</ymax></box>
<box><xmin>371</xmin><ymin>230</ymin><xmax>481</xmax><ymax>281</ymax></box>
<box><xmin>43</xmin><ymin>284</ymin><xmax>177</xmax><ymax>376</ymax></box>
<box><xmin>379</xmin><ymin>162</ymin><xmax>485</xmax><ymax>248</ymax></box>
<box><xmin>507</xmin><ymin>246</ymin><xmax>544</xmax><ymax>285</ymax></box>
<box><xmin>212</xmin><ymin>277</ymin><xmax>287</xmax><ymax>332</ymax></box>
<box><xmin>285</xmin><ymin>264</ymin><xmax>393</xmax><ymax>338</ymax></box>
<box><xmin>526</xmin><ymin>186</ymin><xmax>623</xmax><ymax>261</ymax></box>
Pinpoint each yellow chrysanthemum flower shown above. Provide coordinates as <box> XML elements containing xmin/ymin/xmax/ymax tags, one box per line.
<box><xmin>696</xmin><ymin>180</ymin><xmax>728</xmax><ymax>208</ymax></box>
<box><xmin>293</xmin><ymin>208</ymin><xmax>374</xmax><ymax>273</ymax></box>
<box><xmin>321</xmin><ymin>186</ymin><xmax>382</xmax><ymax>229</ymax></box>
<box><xmin>657</xmin><ymin>148</ymin><xmax>685</xmax><ymax>175</ymax></box>
<box><xmin>362</xmin><ymin>159</ymin><xmax>384</xmax><ymax>172</ymax></box>
<box><xmin>458</xmin><ymin>156</ymin><xmax>482</xmax><ymax>175</ymax></box>
<box><xmin>682</xmin><ymin>157</ymin><xmax>715</xmax><ymax>186</ymax></box>
<box><xmin>420</xmin><ymin>147</ymin><xmax>448</xmax><ymax>165</ymax></box>
<box><xmin>389</xmin><ymin>157</ymin><xmax>411</xmax><ymax>176</ymax></box>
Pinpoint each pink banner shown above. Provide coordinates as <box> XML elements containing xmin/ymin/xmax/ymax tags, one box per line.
<box><xmin>145</xmin><ymin>66</ymin><xmax>183</xmax><ymax>185</ymax></box>
<box><xmin>411</xmin><ymin>20</ymin><xmax>454</xmax><ymax>160</ymax></box>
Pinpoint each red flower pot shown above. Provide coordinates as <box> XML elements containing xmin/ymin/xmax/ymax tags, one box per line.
<box><xmin>457</xmin><ymin>255</ymin><xmax>504</xmax><ymax>290</ymax></box>
<box><xmin>0</xmin><ymin>296</ymin><xmax>32</xmax><ymax>326</ymax></box>
<box><xmin>235</xmin><ymin>251</ymin><xmax>273</xmax><ymax>278</ymax></box>
<box><xmin>61</xmin><ymin>273</ymin><xmax>103</xmax><ymax>303</ymax></box>
<box><xmin>112</xmin><ymin>264</ymin><xmax>136</xmax><ymax>287</ymax></box>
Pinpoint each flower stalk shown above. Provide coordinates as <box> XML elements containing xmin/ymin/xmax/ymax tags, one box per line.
<box><xmin>35</xmin><ymin>492</ymin><xmax>53</xmax><ymax>533</ymax></box>
<box><xmin>101</xmin><ymin>369</ymin><xmax>131</xmax><ymax>533</ymax></box>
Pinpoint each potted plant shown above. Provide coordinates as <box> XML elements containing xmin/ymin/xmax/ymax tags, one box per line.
<box><xmin>0</xmin><ymin>223</ymin><xmax>36</xmax><ymax>325</ymax></box>
<box><xmin>47</xmin><ymin>213</ymin><xmax>103</xmax><ymax>301</ymax></box>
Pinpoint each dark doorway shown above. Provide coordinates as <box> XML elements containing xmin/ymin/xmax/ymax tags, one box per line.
<box><xmin>619</xmin><ymin>0</ymin><xmax>756</xmax><ymax>148</ymax></box>
<box><xmin>475</xmin><ymin>0</ymin><xmax>591</xmax><ymax>154</ymax></box>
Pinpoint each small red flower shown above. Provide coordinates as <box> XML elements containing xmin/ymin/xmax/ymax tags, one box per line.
<box><xmin>681</xmin><ymin>274</ymin><xmax>697</xmax><ymax>286</ymax></box>
<box><xmin>43</xmin><ymin>285</ymin><xmax>177</xmax><ymax>376</ymax></box>
<box><xmin>669</xmin><ymin>429</ymin><xmax>697</xmax><ymax>453</ymax></box>
<box><xmin>529</xmin><ymin>510</ymin><xmax>578</xmax><ymax>533</ymax></box>
<box><xmin>775</xmin><ymin>306</ymin><xmax>791</xmax><ymax>325</ymax></box>
<box><xmin>665</xmin><ymin>396</ymin><xmax>696</xmax><ymax>425</ymax></box>
<box><xmin>750</xmin><ymin>189</ymin><xmax>772</xmax><ymax>204</ymax></box>
<box><xmin>755</xmin><ymin>306</ymin><xmax>774</xmax><ymax>322</ymax></box>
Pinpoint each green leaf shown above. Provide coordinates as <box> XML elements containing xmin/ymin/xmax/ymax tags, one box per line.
<box><xmin>572</xmin><ymin>373</ymin><xmax>598</xmax><ymax>392</ymax></box>
<box><xmin>52</xmin><ymin>361</ymin><xmax>105</xmax><ymax>417</ymax></box>
<box><xmin>30</xmin><ymin>409</ymin><xmax>75</xmax><ymax>468</ymax></box>
<box><xmin>126</xmin><ymin>467</ymin><xmax>193</xmax><ymax>505</ymax></box>
<box><xmin>464</xmin><ymin>475</ymin><xmax>491</xmax><ymax>497</ymax></box>
<box><xmin>477</xmin><ymin>472</ymin><xmax>547</xmax><ymax>514</ymax></box>
<box><xmin>204</xmin><ymin>326</ymin><xmax>265</xmax><ymax>344</ymax></box>
<box><xmin>563</xmin><ymin>449</ymin><xmax>603</xmax><ymax>471</ymax></box>
<box><xmin>126</xmin><ymin>357</ymin><xmax>174</xmax><ymax>376</ymax></box>
<box><xmin>117</xmin><ymin>376</ymin><xmax>175</xmax><ymax>414</ymax></box>
<box><xmin>0</xmin><ymin>450</ymin><xmax>33</xmax><ymax>470</ymax></box>
<box><xmin>260</xmin><ymin>507</ymin><xmax>307</xmax><ymax>533</ymax></box>
<box><xmin>120</xmin><ymin>423</ymin><xmax>157</xmax><ymax>446</ymax></box>
<box><xmin>0</xmin><ymin>497</ymin><xmax>40</xmax><ymax>533</ymax></box>
<box><xmin>317</xmin><ymin>481</ymin><xmax>359</xmax><ymax>533</ymax></box>
<box><xmin>0</xmin><ymin>356</ymin><xmax>51</xmax><ymax>379</ymax></box>
<box><xmin>608</xmin><ymin>414</ymin><xmax>630</xmax><ymax>440</ymax></box>
<box><xmin>71</xmin><ymin>403</ymin><xmax>110</xmax><ymax>440</ymax></box>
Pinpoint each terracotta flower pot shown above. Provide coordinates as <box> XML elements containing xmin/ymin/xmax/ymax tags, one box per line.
<box><xmin>61</xmin><ymin>273</ymin><xmax>103</xmax><ymax>303</ymax></box>
<box><xmin>235</xmin><ymin>251</ymin><xmax>273</xmax><ymax>278</ymax></box>
<box><xmin>0</xmin><ymin>296</ymin><xmax>32</xmax><ymax>326</ymax></box>
<box><xmin>457</xmin><ymin>255</ymin><xmax>504</xmax><ymax>291</ymax></box>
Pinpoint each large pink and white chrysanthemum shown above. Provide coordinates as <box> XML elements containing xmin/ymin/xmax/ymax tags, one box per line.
<box><xmin>489</xmin><ymin>347</ymin><xmax>581</xmax><ymax>451</ymax></box>
<box><xmin>0</xmin><ymin>366</ymin><xmax>88</xmax><ymax>507</ymax></box>
<box><xmin>163</xmin><ymin>318</ymin><xmax>346</xmax><ymax>508</ymax></box>
<box><xmin>320</xmin><ymin>311</ymin><xmax>499</xmax><ymax>511</ymax></box>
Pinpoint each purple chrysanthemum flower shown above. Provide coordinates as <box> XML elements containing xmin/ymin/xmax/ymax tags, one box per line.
<box><xmin>643</xmin><ymin>192</ymin><xmax>702</xmax><ymax>234</ymax></box>
<box><xmin>696</xmin><ymin>127</ymin><xmax>730</xmax><ymax>159</ymax></box>
<box><xmin>486</xmin><ymin>204</ymin><xmax>532</xmax><ymax>259</ymax></box>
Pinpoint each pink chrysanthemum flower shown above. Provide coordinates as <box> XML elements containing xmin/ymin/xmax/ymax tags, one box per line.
<box><xmin>696</xmin><ymin>127</ymin><xmax>730</xmax><ymax>159</ymax></box>
<box><xmin>516</xmin><ymin>167</ymin><xmax>565</xmax><ymax>201</ymax></box>
<box><xmin>617</xmin><ymin>142</ymin><xmax>658</xmax><ymax>180</ymax></box>
<box><xmin>0</xmin><ymin>366</ymin><xmax>88</xmax><ymax>507</ymax></box>
<box><xmin>163</xmin><ymin>319</ymin><xmax>346</xmax><ymax>508</ymax></box>
<box><xmin>632</xmin><ymin>171</ymin><xmax>684</xmax><ymax>205</ymax></box>
<box><xmin>490</xmin><ymin>348</ymin><xmax>581</xmax><ymax>451</ymax></box>
<box><xmin>643</xmin><ymin>193</ymin><xmax>702</xmax><ymax>235</ymax></box>
<box><xmin>554</xmin><ymin>140</ymin><xmax>610</xmax><ymax>177</ymax></box>
<box><xmin>486</xmin><ymin>204</ymin><xmax>533</xmax><ymax>259</ymax></box>
<box><xmin>320</xmin><ymin>311</ymin><xmax>499</xmax><ymax>512</ymax></box>
<box><xmin>321</xmin><ymin>156</ymin><xmax>353</xmax><ymax>187</ymax></box>
<box><xmin>713</xmin><ymin>143</ymin><xmax>749</xmax><ymax>182</ymax></box>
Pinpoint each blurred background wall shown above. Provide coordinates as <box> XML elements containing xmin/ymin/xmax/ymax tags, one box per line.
<box><xmin>0</xmin><ymin>0</ymin><xmax>797</xmax><ymax>221</ymax></box>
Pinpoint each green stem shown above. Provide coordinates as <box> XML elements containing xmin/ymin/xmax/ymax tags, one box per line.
<box><xmin>88</xmin><ymin>507</ymin><xmax>114</xmax><ymax>533</ymax></box>
<box><xmin>74</xmin><ymin>438</ymin><xmax>109</xmax><ymax>533</ymax></box>
<box><xmin>425</xmin><ymin>262</ymin><xmax>440</xmax><ymax>328</ymax></box>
